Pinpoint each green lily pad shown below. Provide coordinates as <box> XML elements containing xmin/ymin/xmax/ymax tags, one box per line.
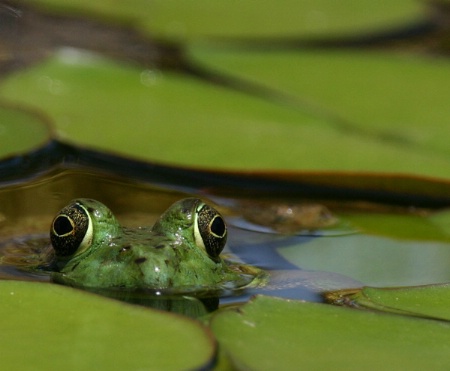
<box><xmin>0</xmin><ymin>104</ymin><xmax>52</xmax><ymax>160</ymax></box>
<box><xmin>211</xmin><ymin>295</ymin><xmax>450</xmax><ymax>370</ymax></box>
<box><xmin>0</xmin><ymin>280</ymin><xmax>215</xmax><ymax>370</ymax></box>
<box><xmin>341</xmin><ymin>210</ymin><xmax>450</xmax><ymax>242</ymax></box>
<box><xmin>2</xmin><ymin>49</ymin><xmax>450</xmax><ymax>179</ymax></box>
<box><xmin>429</xmin><ymin>209</ymin><xmax>450</xmax><ymax>237</ymax></box>
<box><xmin>277</xmin><ymin>234</ymin><xmax>450</xmax><ymax>287</ymax></box>
<box><xmin>25</xmin><ymin>0</ymin><xmax>424</xmax><ymax>41</ymax></box>
<box><xmin>190</xmin><ymin>48</ymin><xmax>450</xmax><ymax>161</ymax></box>
<box><xmin>338</xmin><ymin>284</ymin><xmax>450</xmax><ymax>321</ymax></box>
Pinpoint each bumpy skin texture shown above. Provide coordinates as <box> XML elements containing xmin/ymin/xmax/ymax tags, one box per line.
<box><xmin>50</xmin><ymin>198</ymin><xmax>260</xmax><ymax>290</ymax></box>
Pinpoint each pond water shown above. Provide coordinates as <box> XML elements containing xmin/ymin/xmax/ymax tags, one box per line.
<box><xmin>1</xmin><ymin>168</ymin><xmax>449</xmax><ymax>315</ymax></box>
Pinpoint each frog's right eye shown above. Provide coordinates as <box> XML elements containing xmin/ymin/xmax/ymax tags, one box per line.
<box><xmin>50</xmin><ymin>202</ymin><xmax>93</xmax><ymax>257</ymax></box>
<box><xmin>194</xmin><ymin>203</ymin><xmax>227</xmax><ymax>258</ymax></box>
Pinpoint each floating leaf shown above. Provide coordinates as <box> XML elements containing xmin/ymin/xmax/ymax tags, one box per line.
<box><xmin>332</xmin><ymin>284</ymin><xmax>450</xmax><ymax>321</ymax></box>
<box><xmin>2</xmin><ymin>50</ymin><xmax>450</xmax><ymax>179</ymax></box>
<box><xmin>211</xmin><ymin>295</ymin><xmax>450</xmax><ymax>370</ymax></box>
<box><xmin>0</xmin><ymin>104</ymin><xmax>52</xmax><ymax>160</ymax></box>
<box><xmin>24</xmin><ymin>0</ymin><xmax>425</xmax><ymax>41</ymax></box>
<box><xmin>190</xmin><ymin>48</ymin><xmax>450</xmax><ymax>168</ymax></box>
<box><xmin>0</xmin><ymin>280</ymin><xmax>215</xmax><ymax>370</ymax></box>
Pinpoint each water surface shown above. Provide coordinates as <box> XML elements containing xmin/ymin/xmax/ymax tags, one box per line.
<box><xmin>1</xmin><ymin>169</ymin><xmax>449</xmax><ymax>314</ymax></box>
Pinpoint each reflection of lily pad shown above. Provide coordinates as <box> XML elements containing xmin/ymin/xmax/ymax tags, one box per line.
<box><xmin>330</xmin><ymin>284</ymin><xmax>450</xmax><ymax>321</ymax></box>
<box><xmin>0</xmin><ymin>280</ymin><xmax>215</xmax><ymax>369</ymax></box>
<box><xmin>211</xmin><ymin>295</ymin><xmax>450</xmax><ymax>370</ymax></box>
<box><xmin>25</xmin><ymin>0</ymin><xmax>425</xmax><ymax>41</ymax></box>
<box><xmin>0</xmin><ymin>104</ymin><xmax>52</xmax><ymax>160</ymax></box>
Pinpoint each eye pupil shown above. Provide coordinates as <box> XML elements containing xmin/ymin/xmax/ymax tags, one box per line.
<box><xmin>210</xmin><ymin>216</ymin><xmax>225</xmax><ymax>237</ymax></box>
<box><xmin>53</xmin><ymin>216</ymin><xmax>74</xmax><ymax>236</ymax></box>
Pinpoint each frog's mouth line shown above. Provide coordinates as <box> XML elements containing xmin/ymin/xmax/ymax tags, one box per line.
<box><xmin>50</xmin><ymin>272</ymin><xmax>261</xmax><ymax>296</ymax></box>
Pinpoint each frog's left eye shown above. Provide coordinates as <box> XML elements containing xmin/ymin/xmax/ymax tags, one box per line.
<box><xmin>50</xmin><ymin>202</ymin><xmax>93</xmax><ymax>257</ymax></box>
<box><xmin>194</xmin><ymin>203</ymin><xmax>227</xmax><ymax>258</ymax></box>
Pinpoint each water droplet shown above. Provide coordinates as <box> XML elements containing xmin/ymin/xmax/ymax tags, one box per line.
<box><xmin>140</xmin><ymin>69</ymin><xmax>163</xmax><ymax>87</ymax></box>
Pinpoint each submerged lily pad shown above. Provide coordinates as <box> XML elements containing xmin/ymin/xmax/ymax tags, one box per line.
<box><xmin>24</xmin><ymin>0</ymin><xmax>425</xmax><ymax>41</ymax></box>
<box><xmin>0</xmin><ymin>104</ymin><xmax>52</xmax><ymax>160</ymax></box>
<box><xmin>277</xmin><ymin>233</ymin><xmax>450</xmax><ymax>287</ymax></box>
<box><xmin>341</xmin><ymin>210</ymin><xmax>450</xmax><ymax>242</ymax></box>
<box><xmin>0</xmin><ymin>280</ymin><xmax>215</xmax><ymax>370</ymax></box>
<box><xmin>332</xmin><ymin>284</ymin><xmax>450</xmax><ymax>321</ymax></box>
<box><xmin>211</xmin><ymin>295</ymin><xmax>450</xmax><ymax>370</ymax></box>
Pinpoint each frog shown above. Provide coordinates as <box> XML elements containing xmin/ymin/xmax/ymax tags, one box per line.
<box><xmin>41</xmin><ymin>197</ymin><xmax>264</xmax><ymax>292</ymax></box>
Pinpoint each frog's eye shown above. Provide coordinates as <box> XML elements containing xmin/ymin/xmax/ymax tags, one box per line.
<box><xmin>50</xmin><ymin>202</ymin><xmax>93</xmax><ymax>257</ymax></box>
<box><xmin>194</xmin><ymin>203</ymin><xmax>227</xmax><ymax>258</ymax></box>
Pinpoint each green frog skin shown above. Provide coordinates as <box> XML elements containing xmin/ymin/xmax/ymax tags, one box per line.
<box><xmin>49</xmin><ymin>198</ymin><xmax>262</xmax><ymax>291</ymax></box>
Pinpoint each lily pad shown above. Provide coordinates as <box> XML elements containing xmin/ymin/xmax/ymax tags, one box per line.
<box><xmin>336</xmin><ymin>284</ymin><xmax>450</xmax><ymax>321</ymax></box>
<box><xmin>429</xmin><ymin>209</ymin><xmax>450</xmax><ymax>237</ymax></box>
<box><xmin>0</xmin><ymin>104</ymin><xmax>52</xmax><ymax>160</ymax></box>
<box><xmin>2</xmin><ymin>49</ymin><xmax>450</xmax><ymax>178</ymax></box>
<box><xmin>190</xmin><ymin>48</ymin><xmax>450</xmax><ymax>162</ymax></box>
<box><xmin>211</xmin><ymin>295</ymin><xmax>450</xmax><ymax>370</ymax></box>
<box><xmin>0</xmin><ymin>280</ymin><xmax>215</xmax><ymax>370</ymax></box>
<box><xmin>340</xmin><ymin>210</ymin><xmax>450</xmax><ymax>242</ymax></box>
<box><xmin>24</xmin><ymin>0</ymin><xmax>425</xmax><ymax>41</ymax></box>
<box><xmin>277</xmin><ymin>233</ymin><xmax>450</xmax><ymax>287</ymax></box>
